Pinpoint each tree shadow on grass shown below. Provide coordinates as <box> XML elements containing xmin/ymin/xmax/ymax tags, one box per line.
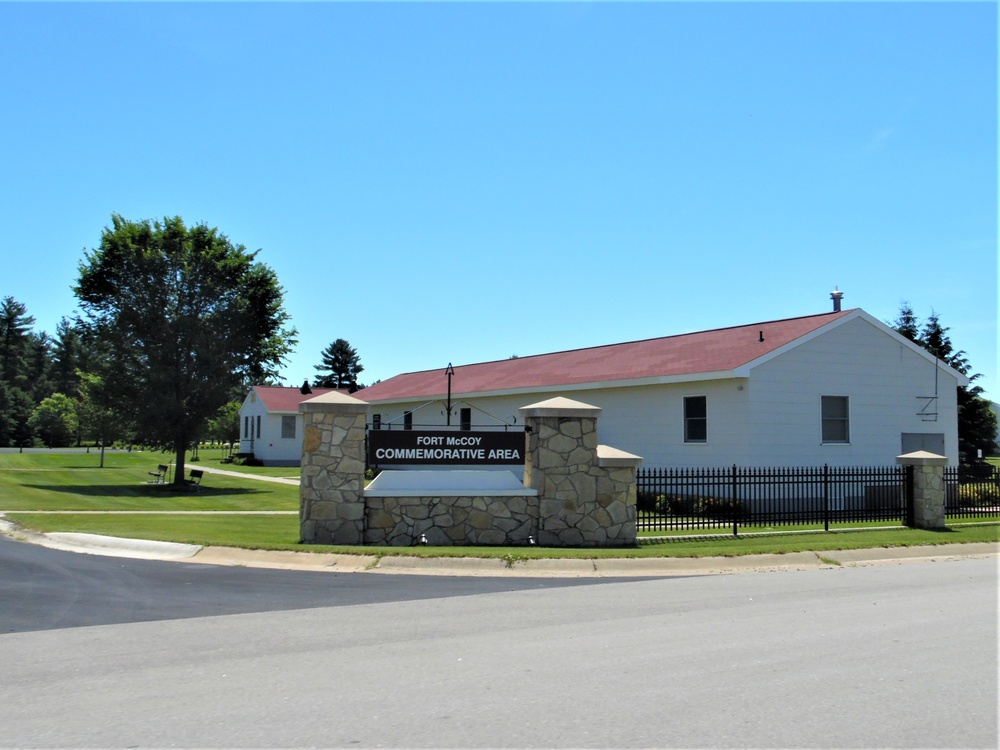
<box><xmin>22</xmin><ymin>484</ymin><xmax>269</xmax><ymax>498</ymax></box>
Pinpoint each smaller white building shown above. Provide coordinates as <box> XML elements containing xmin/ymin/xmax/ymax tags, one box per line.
<box><xmin>239</xmin><ymin>385</ymin><xmax>343</xmax><ymax>465</ymax></box>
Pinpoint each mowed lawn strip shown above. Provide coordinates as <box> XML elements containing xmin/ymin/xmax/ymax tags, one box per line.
<box><xmin>0</xmin><ymin>452</ymin><xmax>298</xmax><ymax>512</ymax></box>
<box><xmin>6</xmin><ymin>512</ymin><xmax>997</xmax><ymax>559</ymax></box>
<box><xmin>2</xmin><ymin>452</ymin><xmax>998</xmax><ymax>558</ymax></box>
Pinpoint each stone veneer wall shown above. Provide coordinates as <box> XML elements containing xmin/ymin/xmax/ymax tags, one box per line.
<box><xmin>522</xmin><ymin>398</ymin><xmax>639</xmax><ymax>547</ymax></box>
<box><xmin>299</xmin><ymin>393</ymin><xmax>368</xmax><ymax>545</ymax></box>
<box><xmin>364</xmin><ymin>495</ymin><xmax>538</xmax><ymax>546</ymax></box>
<box><xmin>897</xmin><ymin>450</ymin><xmax>948</xmax><ymax>530</ymax></box>
<box><xmin>299</xmin><ymin>393</ymin><xmax>641</xmax><ymax>548</ymax></box>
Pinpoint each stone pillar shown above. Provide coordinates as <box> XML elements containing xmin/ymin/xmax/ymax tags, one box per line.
<box><xmin>521</xmin><ymin>397</ymin><xmax>640</xmax><ymax>547</ymax></box>
<box><xmin>299</xmin><ymin>392</ymin><xmax>369</xmax><ymax>544</ymax></box>
<box><xmin>897</xmin><ymin>450</ymin><xmax>948</xmax><ymax>530</ymax></box>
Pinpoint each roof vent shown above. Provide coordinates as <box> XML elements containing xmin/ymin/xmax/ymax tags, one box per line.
<box><xmin>830</xmin><ymin>287</ymin><xmax>844</xmax><ymax>313</ymax></box>
<box><xmin>300</xmin><ymin>379</ymin><xmax>312</xmax><ymax>395</ymax></box>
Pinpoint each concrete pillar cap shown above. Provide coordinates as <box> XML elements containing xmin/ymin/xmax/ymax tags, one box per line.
<box><xmin>896</xmin><ymin>450</ymin><xmax>949</xmax><ymax>466</ymax></box>
<box><xmin>299</xmin><ymin>391</ymin><xmax>369</xmax><ymax>414</ymax></box>
<box><xmin>519</xmin><ymin>396</ymin><xmax>601</xmax><ymax>418</ymax></box>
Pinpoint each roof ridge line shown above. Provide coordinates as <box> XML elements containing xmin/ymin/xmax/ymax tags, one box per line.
<box><xmin>388</xmin><ymin>309</ymin><xmax>856</xmax><ymax>375</ymax></box>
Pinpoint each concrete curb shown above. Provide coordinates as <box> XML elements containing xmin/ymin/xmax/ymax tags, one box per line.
<box><xmin>39</xmin><ymin>532</ymin><xmax>202</xmax><ymax>560</ymax></box>
<box><xmin>1</xmin><ymin>516</ymin><xmax>995</xmax><ymax>576</ymax></box>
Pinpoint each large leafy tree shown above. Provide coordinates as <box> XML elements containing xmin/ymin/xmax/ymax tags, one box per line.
<box><xmin>206</xmin><ymin>400</ymin><xmax>241</xmax><ymax>445</ymax></box>
<box><xmin>892</xmin><ymin>303</ymin><xmax>998</xmax><ymax>461</ymax></box>
<box><xmin>313</xmin><ymin>338</ymin><xmax>364</xmax><ymax>392</ymax></box>
<box><xmin>75</xmin><ymin>370</ymin><xmax>129</xmax><ymax>466</ymax></box>
<box><xmin>29</xmin><ymin>393</ymin><xmax>78</xmax><ymax>448</ymax></box>
<box><xmin>75</xmin><ymin>214</ymin><xmax>297</xmax><ymax>485</ymax></box>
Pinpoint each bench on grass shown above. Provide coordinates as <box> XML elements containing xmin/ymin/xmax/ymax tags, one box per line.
<box><xmin>186</xmin><ymin>469</ymin><xmax>205</xmax><ymax>492</ymax></box>
<box><xmin>148</xmin><ymin>464</ymin><xmax>169</xmax><ymax>484</ymax></box>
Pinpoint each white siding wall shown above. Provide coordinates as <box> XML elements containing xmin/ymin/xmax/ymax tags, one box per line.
<box><xmin>238</xmin><ymin>395</ymin><xmax>267</xmax><ymax>455</ymax></box>
<box><xmin>256</xmin><ymin>413</ymin><xmax>304</xmax><ymax>466</ymax></box>
<box><xmin>238</xmin><ymin>394</ymin><xmax>307</xmax><ymax>465</ymax></box>
<box><xmin>368</xmin><ymin>380</ymin><xmax>750</xmax><ymax>470</ymax></box>
<box><xmin>746</xmin><ymin>317</ymin><xmax>960</xmax><ymax>465</ymax></box>
<box><xmin>365</xmin><ymin>319</ymin><xmax>962</xmax><ymax>468</ymax></box>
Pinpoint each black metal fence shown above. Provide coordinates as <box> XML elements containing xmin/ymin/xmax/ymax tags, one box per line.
<box><xmin>945</xmin><ymin>464</ymin><xmax>1000</xmax><ymax>520</ymax></box>
<box><xmin>636</xmin><ymin>465</ymin><xmax>909</xmax><ymax>534</ymax></box>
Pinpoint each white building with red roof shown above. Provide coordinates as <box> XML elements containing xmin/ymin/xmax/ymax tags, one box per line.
<box><xmin>239</xmin><ymin>384</ymin><xmax>344</xmax><ymax>465</ymax></box>
<box><xmin>357</xmin><ymin>306</ymin><xmax>968</xmax><ymax>468</ymax></box>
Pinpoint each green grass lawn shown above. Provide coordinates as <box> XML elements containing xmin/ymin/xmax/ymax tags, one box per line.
<box><xmin>2</xmin><ymin>452</ymin><xmax>997</xmax><ymax>559</ymax></box>
<box><xmin>6</xmin><ymin>511</ymin><xmax>997</xmax><ymax>558</ymax></box>
<box><xmin>0</xmin><ymin>450</ymin><xmax>298</xmax><ymax>512</ymax></box>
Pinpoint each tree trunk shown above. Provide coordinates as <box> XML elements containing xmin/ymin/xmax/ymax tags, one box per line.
<box><xmin>173</xmin><ymin>441</ymin><xmax>187</xmax><ymax>487</ymax></box>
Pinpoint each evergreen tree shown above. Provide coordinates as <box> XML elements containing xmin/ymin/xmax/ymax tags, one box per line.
<box><xmin>26</xmin><ymin>331</ymin><xmax>54</xmax><ymax>403</ymax></box>
<box><xmin>892</xmin><ymin>304</ymin><xmax>998</xmax><ymax>461</ymax></box>
<box><xmin>0</xmin><ymin>381</ymin><xmax>36</xmax><ymax>447</ymax></box>
<box><xmin>890</xmin><ymin>302</ymin><xmax>920</xmax><ymax>343</ymax></box>
<box><xmin>313</xmin><ymin>338</ymin><xmax>364</xmax><ymax>392</ymax></box>
<box><xmin>51</xmin><ymin>318</ymin><xmax>85</xmax><ymax>399</ymax></box>
<box><xmin>0</xmin><ymin>296</ymin><xmax>35</xmax><ymax>390</ymax></box>
<box><xmin>0</xmin><ymin>298</ymin><xmax>40</xmax><ymax>445</ymax></box>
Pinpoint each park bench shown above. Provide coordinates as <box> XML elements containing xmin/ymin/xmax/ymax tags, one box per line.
<box><xmin>148</xmin><ymin>464</ymin><xmax>169</xmax><ymax>484</ymax></box>
<box><xmin>186</xmin><ymin>469</ymin><xmax>205</xmax><ymax>492</ymax></box>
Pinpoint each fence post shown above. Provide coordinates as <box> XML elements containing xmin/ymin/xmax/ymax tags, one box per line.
<box><xmin>823</xmin><ymin>464</ymin><xmax>830</xmax><ymax>532</ymax></box>
<box><xmin>731</xmin><ymin>465</ymin><xmax>738</xmax><ymax>536</ymax></box>
<box><xmin>904</xmin><ymin>464</ymin><xmax>915</xmax><ymax>527</ymax></box>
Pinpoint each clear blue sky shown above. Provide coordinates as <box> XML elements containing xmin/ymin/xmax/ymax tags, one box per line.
<box><xmin>2</xmin><ymin>2</ymin><xmax>996</xmax><ymax>400</ymax></box>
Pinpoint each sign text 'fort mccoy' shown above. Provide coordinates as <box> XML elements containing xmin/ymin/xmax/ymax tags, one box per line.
<box><xmin>368</xmin><ymin>430</ymin><xmax>525</xmax><ymax>466</ymax></box>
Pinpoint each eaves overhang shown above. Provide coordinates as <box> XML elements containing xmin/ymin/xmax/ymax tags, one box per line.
<box><xmin>359</xmin><ymin>370</ymin><xmax>745</xmax><ymax>406</ymax></box>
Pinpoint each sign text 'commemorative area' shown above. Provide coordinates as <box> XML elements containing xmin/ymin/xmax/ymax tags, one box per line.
<box><xmin>368</xmin><ymin>430</ymin><xmax>525</xmax><ymax>465</ymax></box>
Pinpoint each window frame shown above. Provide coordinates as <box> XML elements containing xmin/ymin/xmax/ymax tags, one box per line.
<box><xmin>821</xmin><ymin>395</ymin><xmax>850</xmax><ymax>444</ymax></box>
<box><xmin>683</xmin><ymin>395</ymin><xmax>708</xmax><ymax>444</ymax></box>
<box><xmin>281</xmin><ymin>415</ymin><xmax>296</xmax><ymax>440</ymax></box>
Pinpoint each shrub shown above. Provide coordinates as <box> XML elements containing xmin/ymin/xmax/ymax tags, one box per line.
<box><xmin>956</xmin><ymin>483</ymin><xmax>1000</xmax><ymax>507</ymax></box>
<box><xmin>654</xmin><ymin>494</ymin><xmax>744</xmax><ymax>517</ymax></box>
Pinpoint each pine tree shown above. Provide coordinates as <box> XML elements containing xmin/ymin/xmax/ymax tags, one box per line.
<box><xmin>51</xmin><ymin>318</ymin><xmax>85</xmax><ymax>399</ymax></box>
<box><xmin>890</xmin><ymin>302</ymin><xmax>920</xmax><ymax>343</ymax></box>
<box><xmin>0</xmin><ymin>296</ymin><xmax>35</xmax><ymax>390</ymax></box>
<box><xmin>892</xmin><ymin>304</ymin><xmax>998</xmax><ymax>461</ymax></box>
<box><xmin>313</xmin><ymin>338</ymin><xmax>364</xmax><ymax>392</ymax></box>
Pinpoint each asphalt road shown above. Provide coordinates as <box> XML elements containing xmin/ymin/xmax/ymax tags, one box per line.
<box><xmin>0</xmin><ymin>533</ymin><xmax>624</xmax><ymax>634</ymax></box>
<box><xmin>1</xmin><ymin>534</ymin><xmax>996</xmax><ymax>749</ymax></box>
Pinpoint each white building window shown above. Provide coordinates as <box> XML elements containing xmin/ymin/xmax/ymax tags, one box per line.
<box><xmin>821</xmin><ymin>396</ymin><xmax>850</xmax><ymax>444</ymax></box>
<box><xmin>684</xmin><ymin>396</ymin><xmax>707</xmax><ymax>443</ymax></box>
<box><xmin>281</xmin><ymin>416</ymin><xmax>296</xmax><ymax>439</ymax></box>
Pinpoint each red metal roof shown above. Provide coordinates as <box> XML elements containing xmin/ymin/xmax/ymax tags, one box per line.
<box><xmin>360</xmin><ymin>310</ymin><xmax>855</xmax><ymax>402</ymax></box>
<box><xmin>251</xmin><ymin>385</ymin><xmax>345</xmax><ymax>412</ymax></box>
